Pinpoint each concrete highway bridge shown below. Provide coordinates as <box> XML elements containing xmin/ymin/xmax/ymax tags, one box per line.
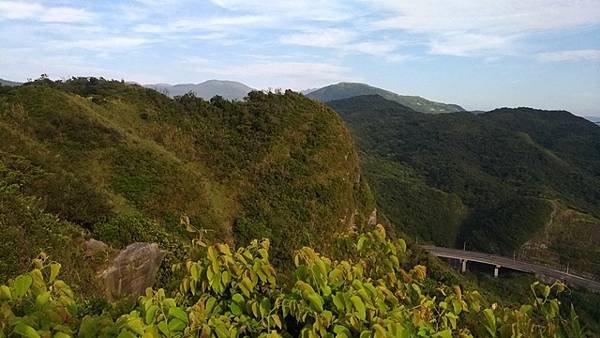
<box><xmin>421</xmin><ymin>245</ymin><xmax>600</xmax><ymax>293</ymax></box>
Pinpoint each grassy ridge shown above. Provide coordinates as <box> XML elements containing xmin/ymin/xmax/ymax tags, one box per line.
<box><xmin>0</xmin><ymin>78</ymin><xmax>374</xmax><ymax>288</ymax></box>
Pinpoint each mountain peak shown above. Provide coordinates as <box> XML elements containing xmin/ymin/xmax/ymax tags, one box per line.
<box><xmin>145</xmin><ymin>80</ymin><xmax>253</xmax><ymax>100</ymax></box>
<box><xmin>306</xmin><ymin>82</ymin><xmax>464</xmax><ymax>114</ymax></box>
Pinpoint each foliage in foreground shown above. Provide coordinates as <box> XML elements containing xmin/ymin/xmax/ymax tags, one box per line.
<box><xmin>0</xmin><ymin>226</ymin><xmax>585</xmax><ymax>337</ymax></box>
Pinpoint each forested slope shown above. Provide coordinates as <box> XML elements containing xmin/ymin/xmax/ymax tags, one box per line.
<box><xmin>0</xmin><ymin>78</ymin><xmax>374</xmax><ymax>288</ymax></box>
<box><xmin>328</xmin><ymin>95</ymin><xmax>600</xmax><ymax>277</ymax></box>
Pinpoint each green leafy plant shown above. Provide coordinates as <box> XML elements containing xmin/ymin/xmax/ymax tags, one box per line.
<box><xmin>0</xmin><ymin>226</ymin><xmax>586</xmax><ymax>337</ymax></box>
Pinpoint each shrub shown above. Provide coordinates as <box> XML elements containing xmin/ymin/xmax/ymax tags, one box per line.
<box><xmin>0</xmin><ymin>226</ymin><xmax>585</xmax><ymax>337</ymax></box>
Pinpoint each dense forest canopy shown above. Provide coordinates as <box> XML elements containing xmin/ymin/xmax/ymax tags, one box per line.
<box><xmin>328</xmin><ymin>95</ymin><xmax>600</xmax><ymax>278</ymax></box>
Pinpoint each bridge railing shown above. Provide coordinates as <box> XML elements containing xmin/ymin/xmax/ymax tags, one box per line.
<box><xmin>421</xmin><ymin>244</ymin><xmax>600</xmax><ymax>283</ymax></box>
<box><xmin>516</xmin><ymin>252</ymin><xmax>600</xmax><ymax>283</ymax></box>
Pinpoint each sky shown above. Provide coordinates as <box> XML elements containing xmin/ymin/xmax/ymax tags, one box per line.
<box><xmin>1</xmin><ymin>0</ymin><xmax>600</xmax><ymax>115</ymax></box>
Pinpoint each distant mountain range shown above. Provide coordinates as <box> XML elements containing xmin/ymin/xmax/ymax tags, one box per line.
<box><xmin>306</xmin><ymin>82</ymin><xmax>465</xmax><ymax>114</ymax></box>
<box><xmin>145</xmin><ymin>80</ymin><xmax>253</xmax><ymax>100</ymax></box>
<box><xmin>0</xmin><ymin>78</ymin><xmax>21</xmax><ymax>86</ymax></box>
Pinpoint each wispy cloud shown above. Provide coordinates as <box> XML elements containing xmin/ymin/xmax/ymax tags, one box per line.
<box><xmin>280</xmin><ymin>29</ymin><xmax>356</xmax><ymax>48</ymax></box>
<box><xmin>369</xmin><ymin>0</ymin><xmax>600</xmax><ymax>56</ymax></box>
<box><xmin>0</xmin><ymin>1</ymin><xmax>93</xmax><ymax>23</ymax></box>
<box><xmin>429</xmin><ymin>33</ymin><xmax>516</xmax><ymax>56</ymax></box>
<box><xmin>49</xmin><ymin>37</ymin><xmax>153</xmax><ymax>51</ymax></box>
<box><xmin>280</xmin><ymin>28</ymin><xmax>404</xmax><ymax>58</ymax></box>
<box><xmin>134</xmin><ymin>15</ymin><xmax>274</xmax><ymax>34</ymax></box>
<box><xmin>209</xmin><ymin>0</ymin><xmax>355</xmax><ymax>22</ymax></box>
<box><xmin>537</xmin><ymin>49</ymin><xmax>600</xmax><ymax>62</ymax></box>
<box><xmin>370</xmin><ymin>1</ymin><xmax>600</xmax><ymax>33</ymax></box>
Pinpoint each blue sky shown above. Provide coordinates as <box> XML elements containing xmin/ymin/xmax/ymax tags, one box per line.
<box><xmin>1</xmin><ymin>0</ymin><xmax>599</xmax><ymax>115</ymax></box>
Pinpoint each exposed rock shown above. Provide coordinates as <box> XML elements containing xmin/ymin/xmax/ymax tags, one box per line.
<box><xmin>368</xmin><ymin>209</ymin><xmax>378</xmax><ymax>226</ymax></box>
<box><xmin>100</xmin><ymin>243</ymin><xmax>166</xmax><ymax>300</ymax></box>
<box><xmin>84</xmin><ymin>238</ymin><xmax>108</xmax><ymax>257</ymax></box>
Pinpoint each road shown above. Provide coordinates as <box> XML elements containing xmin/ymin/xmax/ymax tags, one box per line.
<box><xmin>421</xmin><ymin>245</ymin><xmax>600</xmax><ymax>293</ymax></box>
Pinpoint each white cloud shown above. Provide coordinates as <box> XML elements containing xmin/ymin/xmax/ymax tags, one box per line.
<box><xmin>134</xmin><ymin>15</ymin><xmax>274</xmax><ymax>34</ymax></box>
<box><xmin>209</xmin><ymin>0</ymin><xmax>354</xmax><ymax>22</ymax></box>
<box><xmin>180</xmin><ymin>56</ymin><xmax>213</xmax><ymax>68</ymax></box>
<box><xmin>369</xmin><ymin>0</ymin><xmax>600</xmax><ymax>33</ymax></box>
<box><xmin>133</xmin><ymin>0</ymin><xmax>181</xmax><ymax>5</ymax></box>
<box><xmin>430</xmin><ymin>33</ymin><xmax>516</xmax><ymax>56</ymax></box>
<box><xmin>133</xmin><ymin>24</ymin><xmax>165</xmax><ymax>34</ymax></box>
<box><xmin>280</xmin><ymin>29</ymin><xmax>356</xmax><ymax>48</ymax></box>
<box><xmin>537</xmin><ymin>49</ymin><xmax>600</xmax><ymax>62</ymax></box>
<box><xmin>348</xmin><ymin>41</ymin><xmax>397</xmax><ymax>56</ymax></box>
<box><xmin>280</xmin><ymin>28</ymin><xmax>402</xmax><ymax>57</ymax></box>
<box><xmin>173</xmin><ymin>15</ymin><xmax>273</xmax><ymax>31</ymax></box>
<box><xmin>41</xmin><ymin>7</ymin><xmax>92</xmax><ymax>23</ymax></box>
<box><xmin>0</xmin><ymin>1</ymin><xmax>42</xmax><ymax>20</ymax></box>
<box><xmin>50</xmin><ymin>37</ymin><xmax>152</xmax><ymax>51</ymax></box>
<box><xmin>0</xmin><ymin>1</ymin><xmax>93</xmax><ymax>23</ymax></box>
<box><xmin>368</xmin><ymin>0</ymin><xmax>600</xmax><ymax>56</ymax></box>
<box><xmin>191</xmin><ymin>32</ymin><xmax>230</xmax><ymax>41</ymax></box>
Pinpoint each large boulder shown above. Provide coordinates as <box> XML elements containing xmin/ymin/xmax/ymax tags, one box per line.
<box><xmin>100</xmin><ymin>242</ymin><xmax>166</xmax><ymax>300</ymax></box>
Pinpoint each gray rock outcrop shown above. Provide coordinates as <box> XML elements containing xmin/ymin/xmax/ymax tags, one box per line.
<box><xmin>100</xmin><ymin>242</ymin><xmax>166</xmax><ymax>300</ymax></box>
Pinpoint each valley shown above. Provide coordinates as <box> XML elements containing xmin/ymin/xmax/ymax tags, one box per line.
<box><xmin>327</xmin><ymin>94</ymin><xmax>600</xmax><ymax>280</ymax></box>
<box><xmin>2</xmin><ymin>1</ymin><xmax>599</xmax><ymax>335</ymax></box>
<box><xmin>1</xmin><ymin>77</ymin><xmax>599</xmax><ymax>336</ymax></box>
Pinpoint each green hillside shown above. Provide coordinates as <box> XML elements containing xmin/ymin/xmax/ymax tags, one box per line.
<box><xmin>0</xmin><ymin>78</ymin><xmax>374</xmax><ymax>287</ymax></box>
<box><xmin>328</xmin><ymin>95</ymin><xmax>600</xmax><ymax>278</ymax></box>
<box><xmin>306</xmin><ymin>82</ymin><xmax>465</xmax><ymax>114</ymax></box>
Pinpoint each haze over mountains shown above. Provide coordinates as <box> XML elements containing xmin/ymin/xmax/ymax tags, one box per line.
<box><xmin>7</xmin><ymin>76</ymin><xmax>597</xmax><ymax>119</ymax></box>
<box><xmin>144</xmin><ymin>80</ymin><xmax>253</xmax><ymax>100</ymax></box>
<box><xmin>144</xmin><ymin>80</ymin><xmax>466</xmax><ymax>115</ymax></box>
<box><xmin>0</xmin><ymin>78</ymin><xmax>21</xmax><ymax>87</ymax></box>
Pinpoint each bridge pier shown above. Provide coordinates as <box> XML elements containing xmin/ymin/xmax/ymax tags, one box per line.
<box><xmin>494</xmin><ymin>265</ymin><xmax>500</xmax><ymax>278</ymax></box>
<box><xmin>461</xmin><ymin>259</ymin><xmax>468</xmax><ymax>273</ymax></box>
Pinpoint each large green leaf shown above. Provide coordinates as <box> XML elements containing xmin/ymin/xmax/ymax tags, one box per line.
<box><xmin>13</xmin><ymin>274</ymin><xmax>33</xmax><ymax>297</ymax></box>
